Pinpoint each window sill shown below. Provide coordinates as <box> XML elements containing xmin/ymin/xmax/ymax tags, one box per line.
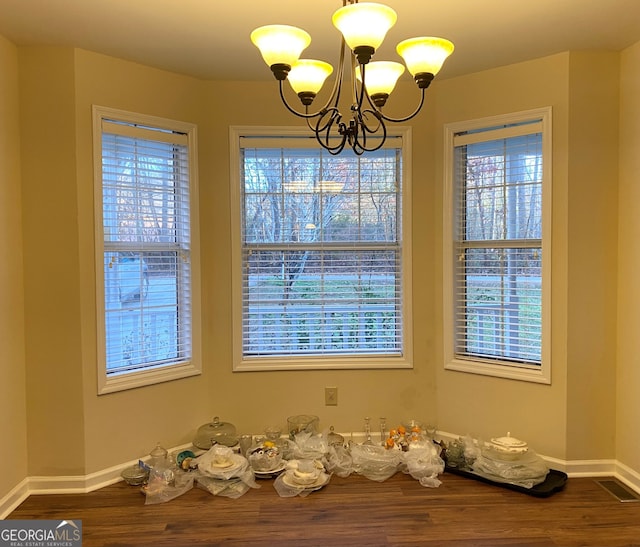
<box><xmin>233</xmin><ymin>355</ymin><xmax>413</xmax><ymax>372</ymax></box>
<box><xmin>445</xmin><ymin>357</ymin><xmax>550</xmax><ymax>384</ymax></box>
<box><xmin>98</xmin><ymin>361</ymin><xmax>201</xmax><ymax>394</ymax></box>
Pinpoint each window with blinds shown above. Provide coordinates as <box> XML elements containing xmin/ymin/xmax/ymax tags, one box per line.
<box><xmin>94</xmin><ymin>106</ymin><xmax>200</xmax><ymax>393</ymax></box>
<box><xmin>233</xmin><ymin>131</ymin><xmax>411</xmax><ymax>369</ymax></box>
<box><xmin>444</xmin><ymin>109</ymin><xmax>551</xmax><ymax>383</ymax></box>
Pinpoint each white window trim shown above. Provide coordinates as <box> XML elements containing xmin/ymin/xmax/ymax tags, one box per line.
<box><xmin>229</xmin><ymin>125</ymin><xmax>414</xmax><ymax>372</ymax></box>
<box><xmin>93</xmin><ymin>105</ymin><xmax>201</xmax><ymax>394</ymax></box>
<box><xmin>443</xmin><ymin>107</ymin><xmax>552</xmax><ymax>384</ymax></box>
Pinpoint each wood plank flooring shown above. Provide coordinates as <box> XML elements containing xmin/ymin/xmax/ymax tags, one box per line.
<box><xmin>7</xmin><ymin>472</ymin><xmax>640</xmax><ymax>547</ymax></box>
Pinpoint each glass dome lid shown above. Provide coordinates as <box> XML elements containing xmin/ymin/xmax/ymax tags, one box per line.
<box><xmin>194</xmin><ymin>416</ymin><xmax>238</xmax><ymax>448</ymax></box>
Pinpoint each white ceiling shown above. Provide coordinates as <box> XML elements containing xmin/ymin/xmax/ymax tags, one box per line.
<box><xmin>0</xmin><ymin>0</ymin><xmax>639</xmax><ymax>82</ymax></box>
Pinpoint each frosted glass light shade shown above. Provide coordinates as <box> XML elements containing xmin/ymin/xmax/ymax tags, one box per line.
<box><xmin>396</xmin><ymin>36</ymin><xmax>454</xmax><ymax>76</ymax></box>
<box><xmin>332</xmin><ymin>2</ymin><xmax>397</xmax><ymax>51</ymax></box>
<box><xmin>250</xmin><ymin>25</ymin><xmax>311</xmax><ymax>67</ymax></box>
<box><xmin>288</xmin><ymin>59</ymin><xmax>334</xmax><ymax>94</ymax></box>
<box><xmin>356</xmin><ymin>61</ymin><xmax>405</xmax><ymax>96</ymax></box>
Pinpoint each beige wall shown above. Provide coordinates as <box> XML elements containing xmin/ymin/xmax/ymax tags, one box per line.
<box><xmin>19</xmin><ymin>47</ymin><xmax>86</xmax><ymax>475</ymax></box>
<box><xmin>0</xmin><ymin>34</ymin><xmax>27</xmax><ymax>497</ymax></box>
<box><xmin>617</xmin><ymin>40</ymin><xmax>640</xmax><ymax>472</ymax></box>
<box><xmin>565</xmin><ymin>52</ymin><xmax>619</xmax><ymax>460</ymax></box>
<box><xmin>432</xmin><ymin>52</ymin><xmax>619</xmax><ymax>461</ymax></box>
<box><xmin>2</xmin><ymin>37</ymin><xmax>638</xmax><ymax>487</ymax></box>
<box><xmin>433</xmin><ymin>54</ymin><xmax>572</xmax><ymax>458</ymax></box>
<box><xmin>72</xmin><ymin>50</ymin><xmax>213</xmax><ymax>473</ymax></box>
<box><xmin>198</xmin><ymin>78</ymin><xmax>439</xmax><ymax>439</ymax></box>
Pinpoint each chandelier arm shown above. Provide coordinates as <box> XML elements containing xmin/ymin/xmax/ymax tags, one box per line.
<box><xmin>315</xmin><ymin>107</ymin><xmax>342</xmax><ymax>134</ymax></box>
<box><xmin>328</xmin><ymin>38</ymin><xmax>348</xmax><ymax>110</ymax></box>
<box><xmin>314</xmin><ymin>109</ymin><xmax>348</xmax><ymax>154</ymax></box>
<box><xmin>277</xmin><ymin>35</ymin><xmax>349</xmax><ymax>120</ymax></box>
<box><xmin>323</xmin><ymin>139</ymin><xmax>348</xmax><ymax>156</ymax></box>
<box><xmin>358</xmin><ymin>109</ymin><xmax>383</xmax><ymax>133</ymax></box>
<box><xmin>375</xmin><ymin>87</ymin><xmax>427</xmax><ymax>123</ymax></box>
<box><xmin>277</xmin><ymin>81</ymin><xmax>322</xmax><ymax>119</ymax></box>
<box><xmin>354</xmin><ymin>60</ymin><xmax>368</xmax><ymax>114</ymax></box>
<box><xmin>305</xmin><ymin>117</ymin><xmax>316</xmax><ymax>132</ymax></box>
<box><xmin>352</xmin><ymin>112</ymin><xmax>387</xmax><ymax>154</ymax></box>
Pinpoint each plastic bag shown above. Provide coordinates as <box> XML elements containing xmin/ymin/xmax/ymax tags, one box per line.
<box><xmin>194</xmin><ymin>444</ymin><xmax>259</xmax><ymax>497</ymax></box>
<box><xmin>350</xmin><ymin>444</ymin><xmax>402</xmax><ymax>482</ymax></box>
<box><xmin>401</xmin><ymin>444</ymin><xmax>445</xmax><ymax>488</ymax></box>
<box><xmin>325</xmin><ymin>445</ymin><xmax>353</xmax><ymax>478</ymax></box>
<box><xmin>247</xmin><ymin>442</ymin><xmax>283</xmax><ymax>473</ymax></box>
<box><xmin>195</xmin><ymin>475</ymin><xmax>256</xmax><ymax>499</ymax></box>
<box><xmin>443</xmin><ymin>435</ymin><xmax>481</xmax><ymax>469</ymax></box>
<box><xmin>288</xmin><ymin>431</ymin><xmax>328</xmax><ymax>461</ymax></box>
<box><xmin>471</xmin><ymin>449</ymin><xmax>549</xmax><ymax>489</ymax></box>
<box><xmin>143</xmin><ymin>468</ymin><xmax>194</xmax><ymax>505</ymax></box>
<box><xmin>273</xmin><ymin>459</ymin><xmax>330</xmax><ymax>498</ymax></box>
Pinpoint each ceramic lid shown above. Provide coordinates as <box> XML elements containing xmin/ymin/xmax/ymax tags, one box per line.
<box><xmin>490</xmin><ymin>432</ymin><xmax>527</xmax><ymax>449</ymax></box>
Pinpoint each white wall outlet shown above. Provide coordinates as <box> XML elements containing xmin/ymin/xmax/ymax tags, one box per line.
<box><xmin>325</xmin><ymin>386</ymin><xmax>338</xmax><ymax>406</ymax></box>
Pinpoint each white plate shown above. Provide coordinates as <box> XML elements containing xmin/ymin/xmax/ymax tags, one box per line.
<box><xmin>253</xmin><ymin>462</ymin><xmax>286</xmax><ymax>475</ymax></box>
<box><xmin>253</xmin><ymin>465</ymin><xmax>286</xmax><ymax>478</ymax></box>
<box><xmin>282</xmin><ymin>472</ymin><xmax>329</xmax><ymax>490</ymax></box>
<box><xmin>200</xmin><ymin>454</ymin><xmax>245</xmax><ymax>478</ymax></box>
<box><xmin>210</xmin><ymin>460</ymin><xmax>234</xmax><ymax>468</ymax></box>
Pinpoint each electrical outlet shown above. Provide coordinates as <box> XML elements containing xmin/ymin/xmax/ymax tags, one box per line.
<box><xmin>325</xmin><ymin>386</ymin><xmax>338</xmax><ymax>406</ymax></box>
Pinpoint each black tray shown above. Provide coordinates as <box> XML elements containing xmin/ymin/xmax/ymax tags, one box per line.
<box><xmin>445</xmin><ymin>465</ymin><xmax>568</xmax><ymax>497</ymax></box>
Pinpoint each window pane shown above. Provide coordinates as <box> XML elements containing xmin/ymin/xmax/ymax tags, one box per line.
<box><xmin>101</xmin><ymin>126</ymin><xmax>191</xmax><ymax>375</ymax></box>
<box><xmin>456</xmin><ymin>247</ymin><xmax>542</xmax><ymax>363</ymax></box>
<box><xmin>454</xmin><ymin>125</ymin><xmax>543</xmax><ymax>366</ymax></box>
<box><xmin>458</xmin><ymin>135</ymin><xmax>543</xmax><ymax>242</ymax></box>
<box><xmin>104</xmin><ymin>251</ymin><xmax>184</xmax><ymax>372</ymax></box>
<box><xmin>241</xmin><ymin>145</ymin><xmax>402</xmax><ymax>359</ymax></box>
<box><xmin>102</xmin><ymin>135</ymin><xmax>187</xmax><ymax>244</ymax></box>
<box><xmin>243</xmin><ymin>249</ymin><xmax>400</xmax><ymax>356</ymax></box>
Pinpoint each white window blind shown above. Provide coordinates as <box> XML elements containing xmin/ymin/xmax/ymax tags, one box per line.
<box><xmin>453</xmin><ymin>121</ymin><xmax>544</xmax><ymax>366</ymax></box>
<box><xmin>239</xmin><ymin>141</ymin><xmax>404</xmax><ymax>359</ymax></box>
<box><xmin>100</xmin><ymin>117</ymin><xmax>192</xmax><ymax>376</ymax></box>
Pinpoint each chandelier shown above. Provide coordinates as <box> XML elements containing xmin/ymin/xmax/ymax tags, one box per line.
<box><xmin>250</xmin><ymin>0</ymin><xmax>454</xmax><ymax>155</ymax></box>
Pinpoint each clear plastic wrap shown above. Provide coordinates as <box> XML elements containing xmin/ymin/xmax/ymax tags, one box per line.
<box><xmin>350</xmin><ymin>443</ymin><xmax>402</xmax><ymax>482</ymax></box>
<box><xmin>400</xmin><ymin>444</ymin><xmax>445</xmax><ymax>488</ymax></box>
<box><xmin>325</xmin><ymin>445</ymin><xmax>353</xmax><ymax>478</ymax></box>
<box><xmin>471</xmin><ymin>449</ymin><xmax>549</xmax><ymax>489</ymax></box>
<box><xmin>193</xmin><ymin>444</ymin><xmax>259</xmax><ymax>496</ymax></box>
<box><xmin>143</xmin><ymin>468</ymin><xmax>194</xmax><ymax>505</ymax></box>
<box><xmin>195</xmin><ymin>475</ymin><xmax>256</xmax><ymax>499</ymax></box>
<box><xmin>444</xmin><ymin>435</ymin><xmax>482</xmax><ymax>469</ymax></box>
<box><xmin>247</xmin><ymin>442</ymin><xmax>283</xmax><ymax>473</ymax></box>
<box><xmin>273</xmin><ymin>459</ymin><xmax>330</xmax><ymax>497</ymax></box>
<box><xmin>288</xmin><ymin>431</ymin><xmax>329</xmax><ymax>461</ymax></box>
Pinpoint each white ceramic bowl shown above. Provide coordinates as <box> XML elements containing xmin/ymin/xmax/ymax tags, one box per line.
<box><xmin>291</xmin><ymin>468</ymin><xmax>320</xmax><ymax>485</ymax></box>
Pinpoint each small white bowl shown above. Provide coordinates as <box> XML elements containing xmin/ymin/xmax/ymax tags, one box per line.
<box><xmin>291</xmin><ymin>469</ymin><xmax>320</xmax><ymax>485</ymax></box>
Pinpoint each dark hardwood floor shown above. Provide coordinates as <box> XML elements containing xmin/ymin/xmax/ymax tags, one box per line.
<box><xmin>7</xmin><ymin>472</ymin><xmax>640</xmax><ymax>547</ymax></box>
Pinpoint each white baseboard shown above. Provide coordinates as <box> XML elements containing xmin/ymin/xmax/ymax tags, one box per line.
<box><xmin>614</xmin><ymin>460</ymin><xmax>640</xmax><ymax>494</ymax></box>
<box><xmin>0</xmin><ymin>467</ymin><xmax>131</xmax><ymax>519</ymax></box>
<box><xmin>0</xmin><ymin>478</ymin><xmax>30</xmax><ymax>519</ymax></box>
<box><xmin>0</xmin><ymin>442</ymin><xmax>196</xmax><ymax>518</ymax></box>
<box><xmin>2</xmin><ymin>440</ymin><xmax>639</xmax><ymax>519</ymax></box>
<box><xmin>562</xmin><ymin>458</ymin><xmax>618</xmax><ymax>477</ymax></box>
